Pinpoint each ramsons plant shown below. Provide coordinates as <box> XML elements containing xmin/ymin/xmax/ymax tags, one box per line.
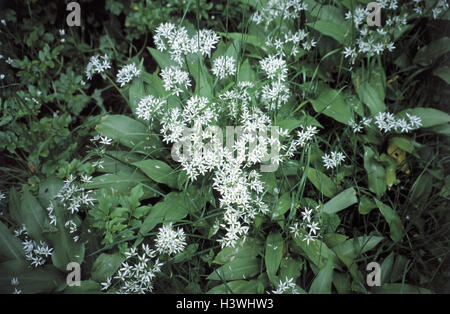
<box><xmin>0</xmin><ymin>0</ymin><xmax>449</xmax><ymax>294</ymax></box>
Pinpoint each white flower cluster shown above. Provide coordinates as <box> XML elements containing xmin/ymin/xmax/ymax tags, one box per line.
<box><xmin>265</xmin><ymin>29</ymin><xmax>314</xmax><ymax>57</ymax></box>
<box><xmin>343</xmin><ymin>2</ymin><xmax>410</xmax><ymax>63</ymax></box>
<box><xmin>160</xmin><ymin>66</ymin><xmax>191</xmax><ymax>96</ymax></box>
<box><xmin>136</xmin><ymin>95</ymin><xmax>167</xmax><ymax>122</ymax></box>
<box><xmin>154</xmin><ymin>22</ymin><xmax>220</xmax><ymax>65</ymax></box>
<box><xmin>212</xmin><ymin>56</ymin><xmax>236</xmax><ymax>79</ymax></box>
<box><xmin>252</xmin><ymin>0</ymin><xmax>308</xmax><ymax>29</ymax></box>
<box><xmin>14</xmin><ymin>225</ymin><xmax>54</xmax><ymax>268</ymax></box>
<box><xmin>54</xmin><ymin>174</ymin><xmax>95</xmax><ymax>241</ymax></box>
<box><xmin>85</xmin><ymin>54</ymin><xmax>111</xmax><ymax>80</ymax></box>
<box><xmin>102</xmin><ymin>244</ymin><xmax>164</xmax><ymax>294</ymax></box>
<box><xmin>432</xmin><ymin>0</ymin><xmax>449</xmax><ymax>19</ymax></box>
<box><xmin>260</xmin><ymin>55</ymin><xmax>290</xmax><ymax>110</ymax></box>
<box><xmin>350</xmin><ymin>112</ymin><xmax>422</xmax><ymax>134</ymax></box>
<box><xmin>10</xmin><ymin>277</ymin><xmax>21</xmax><ymax>294</ymax></box>
<box><xmin>155</xmin><ymin>223</ymin><xmax>187</xmax><ymax>255</ymax></box>
<box><xmin>322</xmin><ymin>151</ymin><xmax>346</xmax><ymax>170</ymax></box>
<box><xmin>116</xmin><ymin>63</ymin><xmax>141</xmax><ymax>87</ymax></box>
<box><xmin>289</xmin><ymin>206</ymin><xmax>321</xmax><ymax>245</ymax></box>
<box><xmin>271</xmin><ymin>277</ymin><xmax>300</xmax><ymax>294</ymax></box>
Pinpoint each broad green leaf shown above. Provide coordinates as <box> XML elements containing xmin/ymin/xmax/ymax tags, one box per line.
<box><xmin>358</xmin><ymin>196</ymin><xmax>377</xmax><ymax>215</ymax></box>
<box><xmin>214</xmin><ymin>237</ymin><xmax>262</xmax><ymax>265</ymax></box>
<box><xmin>19</xmin><ymin>189</ymin><xmax>49</xmax><ymax>242</ymax></box>
<box><xmin>332</xmin><ymin>272</ymin><xmax>351</xmax><ymax>294</ymax></box>
<box><xmin>238</xmin><ymin>58</ymin><xmax>256</xmax><ymax>82</ymax></box>
<box><xmin>188</xmin><ymin>58</ymin><xmax>213</xmax><ymax>98</ymax></box>
<box><xmin>398</xmin><ymin>107</ymin><xmax>450</xmax><ymax>128</ymax></box>
<box><xmin>133</xmin><ymin>160</ymin><xmax>177</xmax><ymax>189</ymax></box>
<box><xmin>207</xmin><ymin>280</ymin><xmax>259</xmax><ymax>294</ymax></box>
<box><xmin>390</xmin><ymin>137</ymin><xmax>415</xmax><ymax>154</ymax></box>
<box><xmin>380</xmin><ymin>252</ymin><xmax>395</xmax><ymax>284</ymax></box>
<box><xmin>83</xmin><ymin>173</ymin><xmax>159</xmax><ymax>196</ymax></box>
<box><xmin>308</xmin><ymin>20</ymin><xmax>347</xmax><ymax>44</ymax></box>
<box><xmin>173</xmin><ymin>243</ymin><xmax>199</xmax><ymax>263</ymax></box>
<box><xmin>309</xmin><ymin>260</ymin><xmax>334</xmax><ymax>294</ymax></box>
<box><xmin>291</xmin><ymin>236</ymin><xmax>339</xmax><ymax>270</ymax></box>
<box><xmin>363</xmin><ymin>146</ymin><xmax>386</xmax><ymax>197</ymax></box>
<box><xmin>279</xmin><ymin>257</ymin><xmax>303</xmax><ymax>281</ymax></box>
<box><xmin>39</xmin><ymin>178</ymin><xmax>85</xmax><ymax>271</ymax></box>
<box><xmin>265</xmin><ymin>232</ymin><xmax>283</xmax><ymax>284</ymax></box>
<box><xmin>306</xmin><ymin>167</ymin><xmax>338</xmax><ymax>198</ymax></box>
<box><xmin>433</xmin><ymin>65</ymin><xmax>450</xmax><ymax>84</ymax></box>
<box><xmin>352</xmin><ymin>67</ymin><xmax>387</xmax><ymax>114</ymax></box>
<box><xmin>374</xmin><ymin>199</ymin><xmax>404</xmax><ymax>243</ymax></box>
<box><xmin>413</xmin><ymin>37</ymin><xmax>450</xmax><ymax>66</ymax></box>
<box><xmin>207</xmin><ymin>257</ymin><xmax>260</xmax><ymax>281</ymax></box>
<box><xmin>140</xmin><ymin>192</ymin><xmax>188</xmax><ymax>234</ymax></box>
<box><xmin>96</xmin><ymin>115</ymin><xmax>158</xmax><ymax>151</ymax></box>
<box><xmin>0</xmin><ymin>221</ymin><xmax>26</xmax><ymax>261</ymax></box>
<box><xmin>332</xmin><ymin>235</ymin><xmax>384</xmax><ymax>260</ymax></box>
<box><xmin>310</xmin><ymin>87</ymin><xmax>354</xmax><ymax>125</ymax></box>
<box><xmin>272</xmin><ymin>192</ymin><xmax>291</xmax><ymax>220</ymax></box>
<box><xmin>0</xmin><ymin>260</ymin><xmax>64</xmax><ymax>294</ymax></box>
<box><xmin>322</xmin><ymin>187</ymin><xmax>357</xmax><ymax>214</ymax></box>
<box><xmin>91</xmin><ymin>252</ymin><xmax>125</xmax><ymax>282</ymax></box>
<box><xmin>148</xmin><ymin>47</ymin><xmax>177</xmax><ymax>68</ymax></box>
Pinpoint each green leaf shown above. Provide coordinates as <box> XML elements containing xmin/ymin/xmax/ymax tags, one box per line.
<box><xmin>309</xmin><ymin>260</ymin><xmax>334</xmax><ymax>294</ymax></box>
<box><xmin>214</xmin><ymin>237</ymin><xmax>262</xmax><ymax>265</ymax></box>
<box><xmin>207</xmin><ymin>280</ymin><xmax>259</xmax><ymax>294</ymax></box>
<box><xmin>358</xmin><ymin>196</ymin><xmax>377</xmax><ymax>215</ymax></box>
<box><xmin>272</xmin><ymin>193</ymin><xmax>291</xmax><ymax>220</ymax></box>
<box><xmin>363</xmin><ymin>146</ymin><xmax>386</xmax><ymax>197</ymax></box>
<box><xmin>207</xmin><ymin>257</ymin><xmax>260</xmax><ymax>281</ymax></box>
<box><xmin>148</xmin><ymin>47</ymin><xmax>177</xmax><ymax>68</ymax></box>
<box><xmin>413</xmin><ymin>37</ymin><xmax>450</xmax><ymax>66</ymax></box>
<box><xmin>0</xmin><ymin>221</ymin><xmax>26</xmax><ymax>261</ymax></box>
<box><xmin>306</xmin><ymin>167</ymin><xmax>338</xmax><ymax>198</ymax></box>
<box><xmin>279</xmin><ymin>258</ymin><xmax>303</xmax><ymax>281</ymax></box>
<box><xmin>238</xmin><ymin>58</ymin><xmax>256</xmax><ymax>82</ymax></box>
<box><xmin>0</xmin><ymin>260</ymin><xmax>64</xmax><ymax>294</ymax></box>
<box><xmin>84</xmin><ymin>173</ymin><xmax>158</xmax><ymax>196</ymax></box>
<box><xmin>140</xmin><ymin>192</ymin><xmax>188</xmax><ymax>234</ymax></box>
<box><xmin>96</xmin><ymin>115</ymin><xmax>153</xmax><ymax>151</ymax></box>
<box><xmin>91</xmin><ymin>252</ymin><xmax>125</xmax><ymax>282</ymax></box>
<box><xmin>132</xmin><ymin>160</ymin><xmax>177</xmax><ymax>188</ymax></box>
<box><xmin>291</xmin><ymin>236</ymin><xmax>339</xmax><ymax>270</ymax></box>
<box><xmin>308</xmin><ymin>20</ymin><xmax>347</xmax><ymax>44</ymax></box>
<box><xmin>188</xmin><ymin>58</ymin><xmax>213</xmax><ymax>98</ymax></box>
<box><xmin>310</xmin><ymin>87</ymin><xmax>354</xmax><ymax>125</ymax></box>
<box><xmin>433</xmin><ymin>65</ymin><xmax>450</xmax><ymax>84</ymax></box>
<box><xmin>19</xmin><ymin>189</ymin><xmax>49</xmax><ymax>242</ymax></box>
<box><xmin>332</xmin><ymin>235</ymin><xmax>384</xmax><ymax>260</ymax></box>
<box><xmin>352</xmin><ymin>66</ymin><xmax>387</xmax><ymax>115</ymax></box>
<box><xmin>265</xmin><ymin>232</ymin><xmax>283</xmax><ymax>284</ymax></box>
<box><xmin>322</xmin><ymin>188</ymin><xmax>357</xmax><ymax>214</ymax></box>
<box><xmin>398</xmin><ymin>107</ymin><xmax>450</xmax><ymax>128</ymax></box>
<box><xmin>39</xmin><ymin>178</ymin><xmax>85</xmax><ymax>271</ymax></box>
<box><xmin>332</xmin><ymin>272</ymin><xmax>351</xmax><ymax>294</ymax></box>
<box><xmin>374</xmin><ymin>199</ymin><xmax>404</xmax><ymax>243</ymax></box>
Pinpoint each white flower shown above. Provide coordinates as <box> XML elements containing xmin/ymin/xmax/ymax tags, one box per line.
<box><xmin>155</xmin><ymin>223</ymin><xmax>187</xmax><ymax>255</ymax></box>
<box><xmin>0</xmin><ymin>191</ymin><xmax>6</xmax><ymax>201</ymax></box>
<box><xmin>160</xmin><ymin>66</ymin><xmax>191</xmax><ymax>96</ymax></box>
<box><xmin>10</xmin><ymin>278</ymin><xmax>19</xmax><ymax>286</ymax></box>
<box><xmin>260</xmin><ymin>55</ymin><xmax>288</xmax><ymax>81</ymax></box>
<box><xmin>136</xmin><ymin>95</ymin><xmax>167</xmax><ymax>122</ymax></box>
<box><xmin>116</xmin><ymin>63</ymin><xmax>141</xmax><ymax>87</ymax></box>
<box><xmin>85</xmin><ymin>55</ymin><xmax>111</xmax><ymax>80</ymax></box>
<box><xmin>322</xmin><ymin>151</ymin><xmax>346</xmax><ymax>169</ymax></box>
<box><xmin>212</xmin><ymin>56</ymin><xmax>236</xmax><ymax>79</ymax></box>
